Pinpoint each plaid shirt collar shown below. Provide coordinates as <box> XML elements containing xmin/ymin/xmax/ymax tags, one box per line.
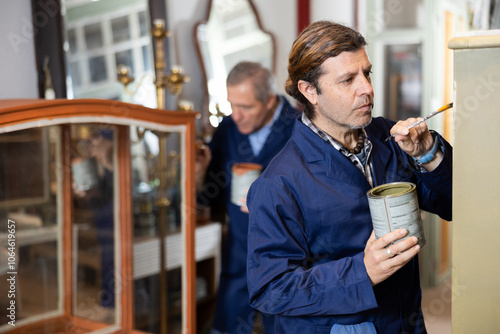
<box><xmin>301</xmin><ymin>113</ymin><xmax>374</xmax><ymax>187</ymax></box>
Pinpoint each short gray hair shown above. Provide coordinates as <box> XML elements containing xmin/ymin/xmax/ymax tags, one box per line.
<box><xmin>226</xmin><ymin>61</ymin><xmax>276</xmax><ymax>104</ymax></box>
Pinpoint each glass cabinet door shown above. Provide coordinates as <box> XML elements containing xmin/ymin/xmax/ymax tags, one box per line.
<box><xmin>70</xmin><ymin>124</ymin><xmax>118</xmax><ymax>324</ymax></box>
<box><xmin>0</xmin><ymin>126</ymin><xmax>62</xmax><ymax>328</ymax></box>
<box><xmin>0</xmin><ymin>122</ymin><xmax>190</xmax><ymax>333</ymax></box>
<box><xmin>130</xmin><ymin>126</ymin><xmax>184</xmax><ymax>333</ymax></box>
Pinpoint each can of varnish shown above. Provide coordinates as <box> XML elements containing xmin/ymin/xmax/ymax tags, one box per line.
<box><xmin>366</xmin><ymin>182</ymin><xmax>426</xmax><ymax>248</ymax></box>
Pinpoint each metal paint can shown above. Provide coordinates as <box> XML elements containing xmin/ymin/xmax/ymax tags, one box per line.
<box><xmin>366</xmin><ymin>182</ymin><xmax>426</xmax><ymax>248</ymax></box>
<box><xmin>231</xmin><ymin>162</ymin><xmax>263</xmax><ymax>206</ymax></box>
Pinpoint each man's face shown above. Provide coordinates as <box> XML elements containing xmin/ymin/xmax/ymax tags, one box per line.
<box><xmin>227</xmin><ymin>79</ymin><xmax>275</xmax><ymax>135</ymax></box>
<box><xmin>301</xmin><ymin>48</ymin><xmax>374</xmax><ymax>135</ymax></box>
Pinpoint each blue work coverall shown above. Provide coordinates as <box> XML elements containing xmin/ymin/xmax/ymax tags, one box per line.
<box><xmin>203</xmin><ymin>96</ymin><xmax>298</xmax><ymax>333</ymax></box>
<box><xmin>247</xmin><ymin>116</ymin><xmax>452</xmax><ymax>333</ymax></box>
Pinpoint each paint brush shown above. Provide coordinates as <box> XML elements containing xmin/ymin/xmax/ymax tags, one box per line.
<box><xmin>383</xmin><ymin>102</ymin><xmax>453</xmax><ymax>142</ymax></box>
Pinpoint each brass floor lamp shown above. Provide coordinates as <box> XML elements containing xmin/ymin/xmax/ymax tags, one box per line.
<box><xmin>117</xmin><ymin>18</ymin><xmax>190</xmax><ymax>334</ymax></box>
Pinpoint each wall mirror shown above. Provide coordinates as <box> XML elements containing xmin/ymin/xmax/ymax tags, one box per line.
<box><xmin>194</xmin><ymin>0</ymin><xmax>275</xmax><ymax>132</ymax></box>
<box><xmin>63</xmin><ymin>0</ymin><xmax>157</xmax><ymax>108</ymax></box>
<box><xmin>34</xmin><ymin>0</ymin><xmax>170</xmax><ymax>108</ymax></box>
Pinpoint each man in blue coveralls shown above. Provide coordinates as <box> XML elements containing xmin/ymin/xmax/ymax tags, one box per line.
<box><xmin>196</xmin><ymin>61</ymin><xmax>299</xmax><ymax>333</ymax></box>
<box><xmin>246</xmin><ymin>21</ymin><xmax>452</xmax><ymax>333</ymax></box>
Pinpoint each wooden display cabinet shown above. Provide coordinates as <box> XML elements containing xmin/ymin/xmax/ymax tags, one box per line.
<box><xmin>0</xmin><ymin>99</ymin><xmax>198</xmax><ymax>333</ymax></box>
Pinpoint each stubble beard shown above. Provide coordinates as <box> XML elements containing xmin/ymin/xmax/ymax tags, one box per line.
<box><xmin>349</xmin><ymin>116</ymin><xmax>372</xmax><ymax>130</ymax></box>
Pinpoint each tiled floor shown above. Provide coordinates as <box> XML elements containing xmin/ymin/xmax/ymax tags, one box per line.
<box><xmin>422</xmin><ymin>278</ymin><xmax>452</xmax><ymax>333</ymax></box>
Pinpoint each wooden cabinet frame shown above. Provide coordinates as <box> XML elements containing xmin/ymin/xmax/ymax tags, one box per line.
<box><xmin>0</xmin><ymin>99</ymin><xmax>197</xmax><ymax>333</ymax></box>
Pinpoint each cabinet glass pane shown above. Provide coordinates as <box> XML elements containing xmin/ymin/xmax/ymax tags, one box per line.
<box><xmin>0</xmin><ymin>126</ymin><xmax>61</xmax><ymax>327</ymax></box>
<box><xmin>131</xmin><ymin>127</ymin><xmax>183</xmax><ymax>332</ymax></box>
<box><xmin>71</xmin><ymin>124</ymin><xmax>116</xmax><ymax>324</ymax></box>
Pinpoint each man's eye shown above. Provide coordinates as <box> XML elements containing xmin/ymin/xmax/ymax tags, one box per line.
<box><xmin>342</xmin><ymin>78</ymin><xmax>353</xmax><ymax>84</ymax></box>
<box><xmin>365</xmin><ymin>70</ymin><xmax>372</xmax><ymax>78</ymax></box>
<box><xmin>231</xmin><ymin>105</ymin><xmax>252</xmax><ymax>111</ymax></box>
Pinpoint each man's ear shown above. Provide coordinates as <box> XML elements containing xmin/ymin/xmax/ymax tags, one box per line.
<box><xmin>265</xmin><ymin>93</ymin><xmax>277</xmax><ymax>110</ymax></box>
<box><xmin>298</xmin><ymin>80</ymin><xmax>318</xmax><ymax>105</ymax></box>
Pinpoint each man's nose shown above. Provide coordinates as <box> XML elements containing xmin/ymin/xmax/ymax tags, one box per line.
<box><xmin>231</xmin><ymin>107</ymin><xmax>242</xmax><ymax>122</ymax></box>
<box><xmin>357</xmin><ymin>76</ymin><xmax>373</xmax><ymax>96</ymax></box>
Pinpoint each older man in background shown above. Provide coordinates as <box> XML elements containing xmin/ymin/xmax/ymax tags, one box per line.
<box><xmin>197</xmin><ymin>61</ymin><xmax>299</xmax><ymax>334</ymax></box>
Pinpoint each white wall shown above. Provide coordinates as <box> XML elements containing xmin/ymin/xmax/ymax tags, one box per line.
<box><xmin>311</xmin><ymin>0</ymin><xmax>355</xmax><ymax>28</ymax></box>
<box><xmin>253</xmin><ymin>0</ymin><xmax>297</xmax><ymax>96</ymax></box>
<box><xmin>0</xmin><ymin>1</ymin><xmax>38</xmax><ymax>99</ymax></box>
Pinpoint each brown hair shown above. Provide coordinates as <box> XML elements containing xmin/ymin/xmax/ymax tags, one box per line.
<box><xmin>226</xmin><ymin>61</ymin><xmax>276</xmax><ymax>104</ymax></box>
<box><xmin>285</xmin><ymin>21</ymin><xmax>367</xmax><ymax>119</ymax></box>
